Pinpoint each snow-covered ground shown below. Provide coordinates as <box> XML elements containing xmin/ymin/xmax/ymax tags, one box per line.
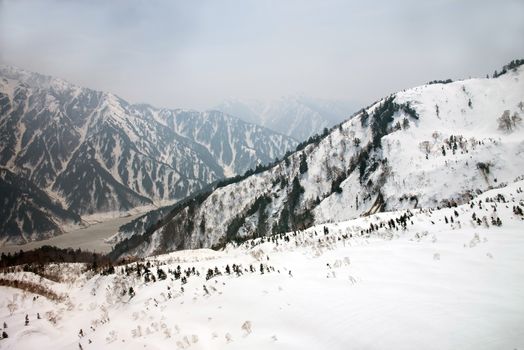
<box><xmin>1</xmin><ymin>181</ymin><xmax>523</xmax><ymax>349</ymax></box>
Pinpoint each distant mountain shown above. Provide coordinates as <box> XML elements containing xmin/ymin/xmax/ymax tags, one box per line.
<box><xmin>0</xmin><ymin>65</ymin><xmax>297</xmax><ymax>244</ymax></box>
<box><xmin>216</xmin><ymin>96</ymin><xmax>354</xmax><ymax>141</ymax></box>
<box><xmin>111</xmin><ymin>62</ymin><xmax>524</xmax><ymax>258</ymax></box>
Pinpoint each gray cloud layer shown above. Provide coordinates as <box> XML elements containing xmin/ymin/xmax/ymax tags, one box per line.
<box><xmin>1</xmin><ymin>0</ymin><xmax>523</xmax><ymax>110</ymax></box>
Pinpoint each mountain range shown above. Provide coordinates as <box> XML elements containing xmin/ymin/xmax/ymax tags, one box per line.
<box><xmin>216</xmin><ymin>96</ymin><xmax>354</xmax><ymax>141</ymax></box>
<box><xmin>0</xmin><ymin>65</ymin><xmax>298</xmax><ymax>244</ymax></box>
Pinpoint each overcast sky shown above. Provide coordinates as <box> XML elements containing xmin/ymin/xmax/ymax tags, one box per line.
<box><xmin>1</xmin><ymin>0</ymin><xmax>523</xmax><ymax>110</ymax></box>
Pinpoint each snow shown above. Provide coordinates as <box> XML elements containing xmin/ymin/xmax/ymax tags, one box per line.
<box><xmin>1</xmin><ymin>182</ymin><xmax>523</xmax><ymax>349</ymax></box>
<box><xmin>1</xmin><ymin>65</ymin><xmax>297</xmax><ymax>243</ymax></box>
<box><xmin>139</xmin><ymin>68</ymin><xmax>524</xmax><ymax>254</ymax></box>
<box><xmin>216</xmin><ymin>96</ymin><xmax>353</xmax><ymax>141</ymax></box>
<box><xmin>314</xmin><ymin>68</ymin><xmax>524</xmax><ymax>223</ymax></box>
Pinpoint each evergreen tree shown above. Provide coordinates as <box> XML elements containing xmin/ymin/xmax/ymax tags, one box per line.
<box><xmin>157</xmin><ymin>268</ymin><xmax>167</xmax><ymax>280</ymax></box>
<box><xmin>289</xmin><ymin>176</ymin><xmax>305</xmax><ymax>211</ymax></box>
<box><xmin>299</xmin><ymin>153</ymin><xmax>308</xmax><ymax>174</ymax></box>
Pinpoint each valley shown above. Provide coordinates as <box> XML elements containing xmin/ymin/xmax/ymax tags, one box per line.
<box><xmin>0</xmin><ymin>213</ymin><xmax>142</xmax><ymax>255</ymax></box>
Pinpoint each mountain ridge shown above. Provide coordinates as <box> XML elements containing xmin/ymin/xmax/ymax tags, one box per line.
<box><xmin>111</xmin><ymin>62</ymin><xmax>524</xmax><ymax>258</ymax></box>
<box><xmin>0</xmin><ymin>65</ymin><xmax>298</xmax><ymax>244</ymax></box>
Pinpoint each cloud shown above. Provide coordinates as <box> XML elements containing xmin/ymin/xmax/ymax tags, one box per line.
<box><xmin>1</xmin><ymin>0</ymin><xmax>523</xmax><ymax>110</ymax></box>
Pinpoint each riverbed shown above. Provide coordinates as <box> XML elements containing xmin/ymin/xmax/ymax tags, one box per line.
<box><xmin>0</xmin><ymin>213</ymin><xmax>143</xmax><ymax>255</ymax></box>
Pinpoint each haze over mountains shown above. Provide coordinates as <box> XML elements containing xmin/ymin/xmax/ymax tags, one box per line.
<box><xmin>0</xmin><ymin>65</ymin><xmax>297</xmax><ymax>244</ymax></box>
<box><xmin>216</xmin><ymin>97</ymin><xmax>354</xmax><ymax>141</ymax></box>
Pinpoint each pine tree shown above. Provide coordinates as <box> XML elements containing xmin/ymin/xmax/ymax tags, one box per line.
<box><xmin>299</xmin><ymin>153</ymin><xmax>308</xmax><ymax>174</ymax></box>
<box><xmin>157</xmin><ymin>268</ymin><xmax>167</xmax><ymax>280</ymax></box>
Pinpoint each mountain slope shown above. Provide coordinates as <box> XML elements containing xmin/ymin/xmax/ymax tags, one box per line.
<box><xmin>113</xmin><ymin>63</ymin><xmax>524</xmax><ymax>258</ymax></box>
<box><xmin>216</xmin><ymin>96</ymin><xmax>354</xmax><ymax>141</ymax></box>
<box><xmin>132</xmin><ymin>106</ymin><xmax>297</xmax><ymax>177</ymax></box>
<box><xmin>0</xmin><ymin>65</ymin><xmax>297</xmax><ymax>244</ymax></box>
<box><xmin>1</xmin><ymin>181</ymin><xmax>524</xmax><ymax>349</ymax></box>
<box><xmin>0</xmin><ymin>168</ymin><xmax>81</xmax><ymax>244</ymax></box>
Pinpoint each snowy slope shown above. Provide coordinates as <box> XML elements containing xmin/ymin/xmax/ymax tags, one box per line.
<box><xmin>0</xmin><ymin>65</ymin><xmax>297</xmax><ymax>244</ymax></box>
<box><xmin>216</xmin><ymin>96</ymin><xmax>354</xmax><ymax>141</ymax></box>
<box><xmin>314</xmin><ymin>68</ymin><xmax>524</xmax><ymax>223</ymax></box>
<box><xmin>133</xmin><ymin>106</ymin><xmax>297</xmax><ymax>177</ymax></box>
<box><xmin>115</xmin><ymin>64</ymin><xmax>524</xmax><ymax>257</ymax></box>
<box><xmin>1</xmin><ymin>181</ymin><xmax>523</xmax><ymax>349</ymax></box>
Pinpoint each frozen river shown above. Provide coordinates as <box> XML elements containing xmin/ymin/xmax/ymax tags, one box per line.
<box><xmin>0</xmin><ymin>213</ymin><xmax>143</xmax><ymax>255</ymax></box>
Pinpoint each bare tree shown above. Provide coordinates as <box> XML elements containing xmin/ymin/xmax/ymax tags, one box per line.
<box><xmin>512</xmin><ymin>112</ymin><xmax>522</xmax><ymax>127</ymax></box>
<box><xmin>7</xmin><ymin>299</ymin><xmax>17</xmax><ymax>316</ymax></box>
<box><xmin>241</xmin><ymin>321</ymin><xmax>252</xmax><ymax>336</ymax></box>
<box><xmin>498</xmin><ymin>110</ymin><xmax>513</xmax><ymax>132</ymax></box>
<box><xmin>419</xmin><ymin>141</ymin><xmax>431</xmax><ymax>154</ymax></box>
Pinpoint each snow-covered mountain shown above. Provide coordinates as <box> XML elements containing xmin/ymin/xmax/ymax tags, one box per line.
<box><xmin>216</xmin><ymin>96</ymin><xmax>354</xmax><ymax>141</ymax></box>
<box><xmin>113</xmin><ymin>62</ymin><xmax>524</xmax><ymax>258</ymax></box>
<box><xmin>1</xmin><ymin>181</ymin><xmax>523</xmax><ymax>349</ymax></box>
<box><xmin>0</xmin><ymin>65</ymin><xmax>297</xmax><ymax>244</ymax></box>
